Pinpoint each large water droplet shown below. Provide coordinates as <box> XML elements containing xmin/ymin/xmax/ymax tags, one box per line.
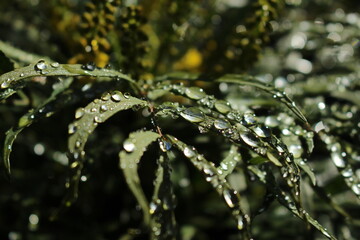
<box><xmin>50</xmin><ymin>62</ymin><xmax>60</xmax><ymax>68</ymax></box>
<box><xmin>111</xmin><ymin>91</ymin><xmax>122</xmax><ymax>102</ymax></box>
<box><xmin>223</xmin><ymin>189</ymin><xmax>238</xmax><ymax>208</ymax></box>
<box><xmin>289</xmin><ymin>145</ymin><xmax>302</xmax><ymax>158</ymax></box>
<box><xmin>214</xmin><ymin>100</ymin><xmax>231</xmax><ymax>114</ymax></box>
<box><xmin>253</xmin><ymin>126</ymin><xmax>271</xmax><ymax>138</ymax></box>
<box><xmin>180</xmin><ymin>107</ymin><xmax>205</xmax><ymax>122</ymax></box>
<box><xmin>242</xmin><ymin>112</ymin><xmax>257</xmax><ymax>126</ymax></box>
<box><xmin>35</xmin><ymin>60</ymin><xmax>47</xmax><ymax>71</ymax></box>
<box><xmin>185</xmin><ymin>87</ymin><xmax>206</xmax><ymax>100</ymax></box>
<box><xmin>159</xmin><ymin>140</ymin><xmax>172</xmax><ymax>152</ymax></box>
<box><xmin>214</xmin><ymin>119</ymin><xmax>231</xmax><ymax>129</ymax></box>
<box><xmin>100</xmin><ymin>105</ymin><xmax>108</xmax><ymax>112</ymax></box>
<box><xmin>183</xmin><ymin>147</ymin><xmax>196</xmax><ymax>158</ymax></box>
<box><xmin>0</xmin><ymin>81</ymin><xmax>10</xmax><ymax>89</ymax></box>
<box><xmin>123</xmin><ymin>139</ymin><xmax>135</xmax><ymax>152</ymax></box>
<box><xmin>331</xmin><ymin>152</ymin><xmax>346</xmax><ymax>168</ymax></box>
<box><xmin>351</xmin><ymin>184</ymin><xmax>360</xmax><ymax>195</ymax></box>
<box><xmin>75</xmin><ymin>108</ymin><xmax>85</xmax><ymax>119</ymax></box>
<box><xmin>94</xmin><ymin>116</ymin><xmax>102</xmax><ymax>123</ymax></box>
<box><xmin>123</xmin><ymin>92</ymin><xmax>131</xmax><ymax>99</ymax></box>
<box><xmin>82</xmin><ymin>62</ymin><xmax>96</xmax><ymax>71</ymax></box>
<box><xmin>240</xmin><ymin>131</ymin><xmax>260</xmax><ymax>147</ymax></box>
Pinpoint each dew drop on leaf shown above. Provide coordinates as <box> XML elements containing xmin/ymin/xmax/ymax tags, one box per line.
<box><xmin>240</xmin><ymin>131</ymin><xmax>260</xmax><ymax>147</ymax></box>
<box><xmin>123</xmin><ymin>92</ymin><xmax>131</xmax><ymax>99</ymax></box>
<box><xmin>214</xmin><ymin>100</ymin><xmax>231</xmax><ymax>114</ymax></box>
<box><xmin>180</xmin><ymin>107</ymin><xmax>205</xmax><ymax>122</ymax></box>
<box><xmin>111</xmin><ymin>91</ymin><xmax>122</xmax><ymax>102</ymax></box>
<box><xmin>253</xmin><ymin>126</ymin><xmax>271</xmax><ymax>138</ymax></box>
<box><xmin>214</xmin><ymin>119</ymin><xmax>231</xmax><ymax>129</ymax></box>
<box><xmin>183</xmin><ymin>147</ymin><xmax>196</xmax><ymax>158</ymax></box>
<box><xmin>68</xmin><ymin>123</ymin><xmax>77</xmax><ymax>134</ymax></box>
<box><xmin>331</xmin><ymin>152</ymin><xmax>346</xmax><ymax>168</ymax></box>
<box><xmin>185</xmin><ymin>87</ymin><xmax>206</xmax><ymax>100</ymax></box>
<box><xmin>242</xmin><ymin>112</ymin><xmax>257</xmax><ymax>126</ymax></box>
<box><xmin>123</xmin><ymin>139</ymin><xmax>135</xmax><ymax>152</ymax></box>
<box><xmin>101</xmin><ymin>92</ymin><xmax>111</xmax><ymax>101</ymax></box>
<box><xmin>75</xmin><ymin>108</ymin><xmax>85</xmax><ymax>119</ymax></box>
<box><xmin>35</xmin><ymin>60</ymin><xmax>47</xmax><ymax>71</ymax></box>
<box><xmin>0</xmin><ymin>81</ymin><xmax>10</xmax><ymax>89</ymax></box>
<box><xmin>223</xmin><ymin>189</ymin><xmax>238</xmax><ymax>208</ymax></box>
<box><xmin>50</xmin><ymin>62</ymin><xmax>59</xmax><ymax>68</ymax></box>
<box><xmin>94</xmin><ymin>116</ymin><xmax>102</xmax><ymax>123</ymax></box>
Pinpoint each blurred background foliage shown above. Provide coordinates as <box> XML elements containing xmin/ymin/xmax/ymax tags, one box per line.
<box><xmin>0</xmin><ymin>0</ymin><xmax>360</xmax><ymax>239</ymax></box>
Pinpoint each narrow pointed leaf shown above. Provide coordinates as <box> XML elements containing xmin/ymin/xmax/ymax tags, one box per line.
<box><xmin>66</xmin><ymin>92</ymin><xmax>148</xmax><ymax>205</ymax></box>
<box><xmin>217</xmin><ymin>145</ymin><xmax>241</xmax><ymax>180</ymax></box>
<box><xmin>0</xmin><ymin>61</ymin><xmax>137</xmax><ymax>100</ymax></box>
<box><xmin>166</xmin><ymin>134</ymin><xmax>252</xmax><ymax>238</ymax></box>
<box><xmin>119</xmin><ymin>130</ymin><xmax>160</xmax><ymax>225</ymax></box>
<box><xmin>150</xmin><ymin>154</ymin><xmax>177</xmax><ymax>240</ymax></box>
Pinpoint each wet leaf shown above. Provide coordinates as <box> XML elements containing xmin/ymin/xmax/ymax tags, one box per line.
<box><xmin>0</xmin><ymin>61</ymin><xmax>137</xmax><ymax>100</ymax></box>
<box><xmin>1</xmin><ymin>78</ymin><xmax>73</xmax><ymax>176</ymax></box>
<box><xmin>166</xmin><ymin>135</ymin><xmax>252</xmax><ymax>238</ymax></box>
<box><xmin>119</xmin><ymin>130</ymin><xmax>160</xmax><ymax>225</ymax></box>
<box><xmin>150</xmin><ymin>154</ymin><xmax>177</xmax><ymax>240</ymax></box>
<box><xmin>66</xmin><ymin>92</ymin><xmax>148</xmax><ymax>205</ymax></box>
<box><xmin>217</xmin><ymin>145</ymin><xmax>241</xmax><ymax>180</ymax></box>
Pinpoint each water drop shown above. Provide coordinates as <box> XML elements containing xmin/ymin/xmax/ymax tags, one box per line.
<box><xmin>185</xmin><ymin>87</ymin><xmax>206</xmax><ymax>100</ymax></box>
<box><xmin>100</xmin><ymin>105</ymin><xmax>108</xmax><ymax>112</ymax></box>
<box><xmin>90</xmin><ymin>107</ymin><xmax>97</xmax><ymax>112</ymax></box>
<box><xmin>223</xmin><ymin>189</ymin><xmax>238</xmax><ymax>208</ymax></box>
<box><xmin>82</xmin><ymin>62</ymin><xmax>96</xmax><ymax>71</ymax></box>
<box><xmin>149</xmin><ymin>201</ymin><xmax>159</xmax><ymax>214</ymax></box>
<box><xmin>123</xmin><ymin>92</ymin><xmax>131</xmax><ymax>99</ymax></box>
<box><xmin>289</xmin><ymin>145</ymin><xmax>302</xmax><ymax>158</ymax></box>
<box><xmin>123</xmin><ymin>139</ymin><xmax>135</xmax><ymax>152</ymax></box>
<box><xmin>253</xmin><ymin>126</ymin><xmax>271</xmax><ymax>138</ymax></box>
<box><xmin>50</xmin><ymin>62</ymin><xmax>60</xmax><ymax>68</ymax></box>
<box><xmin>242</xmin><ymin>112</ymin><xmax>257</xmax><ymax>126</ymax></box>
<box><xmin>214</xmin><ymin>119</ymin><xmax>231</xmax><ymax>129</ymax></box>
<box><xmin>75</xmin><ymin>108</ymin><xmax>85</xmax><ymax>119</ymax></box>
<box><xmin>159</xmin><ymin>140</ymin><xmax>172</xmax><ymax>152</ymax></box>
<box><xmin>237</xmin><ymin>215</ymin><xmax>244</xmax><ymax>230</ymax></box>
<box><xmin>70</xmin><ymin>161</ymin><xmax>79</xmax><ymax>169</ymax></box>
<box><xmin>35</xmin><ymin>60</ymin><xmax>47</xmax><ymax>71</ymax></box>
<box><xmin>75</xmin><ymin>140</ymin><xmax>81</xmax><ymax>148</ymax></box>
<box><xmin>0</xmin><ymin>81</ymin><xmax>10</xmax><ymax>89</ymax></box>
<box><xmin>183</xmin><ymin>146</ymin><xmax>196</xmax><ymax>158</ymax></box>
<box><xmin>94</xmin><ymin>116</ymin><xmax>102</xmax><ymax>123</ymax></box>
<box><xmin>265</xmin><ymin>116</ymin><xmax>279</xmax><ymax>127</ymax></box>
<box><xmin>111</xmin><ymin>91</ymin><xmax>122</xmax><ymax>102</ymax></box>
<box><xmin>180</xmin><ymin>107</ymin><xmax>205</xmax><ymax>122</ymax></box>
<box><xmin>101</xmin><ymin>92</ymin><xmax>111</xmax><ymax>101</ymax></box>
<box><xmin>341</xmin><ymin>167</ymin><xmax>353</xmax><ymax>177</ymax></box>
<box><xmin>214</xmin><ymin>100</ymin><xmax>231</xmax><ymax>114</ymax></box>
<box><xmin>352</xmin><ymin>184</ymin><xmax>360</xmax><ymax>195</ymax></box>
<box><xmin>240</xmin><ymin>131</ymin><xmax>260</xmax><ymax>147</ymax></box>
<box><xmin>331</xmin><ymin>152</ymin><xmax>346</xmax><ymax>168</ymax></box>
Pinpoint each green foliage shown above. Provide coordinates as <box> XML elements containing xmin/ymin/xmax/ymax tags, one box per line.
<box><xmin>1</xmin><ymin>0</ymin><xmax>360</xmax><ymax>240</ymax></box>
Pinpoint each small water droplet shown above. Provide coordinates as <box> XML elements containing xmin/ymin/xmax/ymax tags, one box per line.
<box><xmin>20</xmin><ymin>73</ymin><xmax>25</xmax><ymax>77</ymax></box>
<box><xmin>123</xmin><ymin>139</ymin><xmax>135</xmax><ymax>152</ymax></box>
<box><xmin>331</xmin><ymin>152</ymin><xmax>346</xmax><ymax>168</ymax></box>
<box><xmin>123</xmin><ymin>92</ymin><xmax>131</xmax><ymax>99</ymax></box>
<box><xmin>214</xmin><ymin>119</ymin><xmax>231</xmax><ymax>129</ymax></box>
<box><xmin>223</xmin><ymin>189</ymin><xmax>238</xmax><ymax>208</ymax></box>
<box><xmin>94</xmin><ymin>116</ymin><xmax>102</xmax><ymax>123</ymax></box>
<box><xmin>0</xmin><ymin>81</ymin><xmax>10</xmax><ymax>89</ymax></box>
<box><xmin>183</xmin><ymin>147</ymin><xmax>196</xmax><ymax>158</ymax></box>
<box><xmin>159</xmin><ymin>140</ymin><xmax>172</xmax><ymax>152</ymax></box>
<box><xmin>149</xmin><ymin>201</ymin><xmax>159</xmax><ymax>214</ymax></box>
<box><xmin>50</xmin><ymin>62</ymin><xmax>60</xmax><ymax>68</ymax></box>
<box><xmin>237</xmin><ymin>215</ymin><xmax>244</xmax><ymax>230</ymax></box>
<box><xmin>75</xmin><ymin>140</ymin><xmax>81</xmax><ymax>148</ymax></box>
<box><xmin>242</xmin><ymin>112</ymin><xmax>257</xmax><ymax>126</ymax></box>
<box><xmin>81</xmin><ymin>62</ymin><xmax>96</xmax><ymax>71</ymax></box>
<box><xmin>100</xmin><ymin>105</ymin><xmax>108</xmax><ymax>112</ymax></box>
<box><xmin>253</xmin><ymin>126</ymin><xmax>271</xmax><ymax>138</ymax></box>
<box><xmin>111</xmin><ymin>91</ymin><xmax>122</xmax><ymax>102</ymax></box>
<box><xmin>214</xmin><ymin>100</ymin><xmax>231</xmax><ymax>114</ymax></box>
<box><xmin>180</xmin><ymin>107</ymin><xmax>205</xmax><ymax>123</ymax></box>
<box><xmin>75</xmin><ymin>108</ymin><xmax>85</xmax><ymax>119</ymax></box>
<box><xmin>240</xmin><ymin>131</ymin><xmax>260</xmax><ymax>147</ymax></box>
<box><xmin>35</xmin><ymin>60</ymin><xmax>47</xmax><ymax>71</ymax></box>
<box><xmin>70</xmin><ymin>161</ymin><xmax>79</xmax><ymax>169</ymax></box>
<box><xmin>185</xmin><ymin>87</ymin><xmax>206</xmax><ymax>100</ymax></box>
<box><xmin>101</xmin><ymin>92</ymin><xmax>111</xmax><ymax>101</ymax></box>
<box><xmin>90</xmin><ymin>107</ymin><xmax>97</xmax><ymax>112</ymax></box>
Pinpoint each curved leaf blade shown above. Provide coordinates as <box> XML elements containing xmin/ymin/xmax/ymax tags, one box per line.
<box><xmin>119</xmin><ymin>130</ymin><xmax>161</xmax><ymax>225</ymax></box>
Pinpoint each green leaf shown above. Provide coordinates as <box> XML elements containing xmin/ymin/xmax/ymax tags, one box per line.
<box><xmin>166</xmin><ymin>134</ymin><xmax>252</xmax><ymax>238</ymax></box>
<box><xmin>119</xmin><ymin>130</ymin><xmax>161</xmax><ymax>225</ymax></box>
<box><xmin>248</xmin><ymin>165</ymin><xmax>337</xmax><ymax>240</ymax></box>
<box><xmin>150</xmin><ymin>154</ymin><xmax>177</xmax><ymax>240</ymax></box>
<box><xmin>0</xmin><ymin>61</ymin><xmax>138</xmax><ymax>100</ymax></box>
<box><xmin>1</xmin><ymin>78</ymin><xmax>73</xmax><ymax>176</ymax></box>
<box><xmin>65</xmin><ymin>91</ymin><xmax>148</xmax><ymax>205</ymax></box>
<box><xmin>294</xmin><ymin>159</ymin><xmax>316</xmax><ymax>186</ymax></box>
<box><xmin>217</xmin><ymin>145</ymin><xmax>241</xmax><ymax>180</ymax></box>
